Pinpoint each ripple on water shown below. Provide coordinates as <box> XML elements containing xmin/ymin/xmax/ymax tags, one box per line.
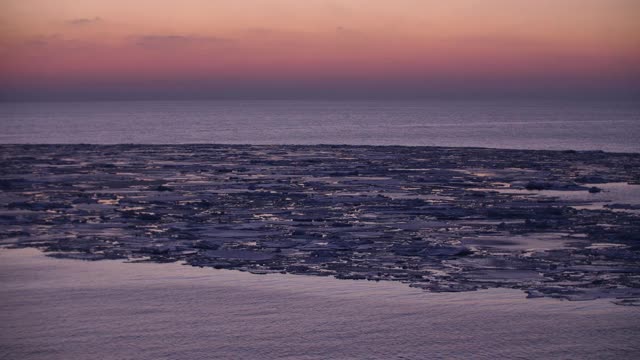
<box><xmin>1</xmin><ymin>248</ymin><xmax>639</xmax><ymax>360</ymax></box>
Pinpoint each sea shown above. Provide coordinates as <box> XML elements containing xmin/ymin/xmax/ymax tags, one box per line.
<box><xmin>1</xmin><ymin>99</ymin><xmax>639</xmax><ymax>359</ymax></box>
<box><xmin>1</xmin><ymin>249</ymin><xmax>639</xmax><ymax>360</ymax></box>
<box><xmin>1</xmin><ymin>99</ymin><xmax>639</xmax><ymax>152</ymax></box>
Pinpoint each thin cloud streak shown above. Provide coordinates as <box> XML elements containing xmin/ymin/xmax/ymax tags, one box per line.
<box><xmin>133</xmin><ymin>35</ymin><xmax>232</xmax><ymax>48</ymax></box>
<box><xmin>66</xmin><ymin>17</ymin><xmax>102</xmax><ymax>25</ymax></box>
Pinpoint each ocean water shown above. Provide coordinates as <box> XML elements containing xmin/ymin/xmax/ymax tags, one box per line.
<box><xmin>2</xmin><ymin>100</ymin><xmax>640</xmax><ymax>360</ymax></box>
<box><xmin>1</xmin><ymin>249</ymin><xmax>639</xmax><ymax>360</ymax></box>
<box><xmin>1</xmin><ymin>100</ymin><xmax>639</xmax><ymax>152</ymax></box>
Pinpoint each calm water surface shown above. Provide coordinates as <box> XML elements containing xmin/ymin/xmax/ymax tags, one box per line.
<box><xmin>1</xmin><ymin>100</ymin><xmax>638</xmax><ymax>152</ymax></box>
<box><xmin>1</xmin><ymin>249</ymin><xmax>639</xmax><ymax>360</ymax></box>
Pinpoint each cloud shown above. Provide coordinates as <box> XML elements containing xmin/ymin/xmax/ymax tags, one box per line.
<box><xmin>134</xmin><ymin>35</ymin><xmax>231</xmax><ymax>48</ymax></box>
<box><xmin>444</xmin><ymin>35</ymin><xmax>549</xmax><ymax>48</ymax></box>
<box><xmin>335</xmin><ymin>26</ymin><xmax>364</xmax><ymax>37</ymax></box>
<box><xmin>241</xmin><ymin>28</ymin><xmax>313</xmax><ymax>46</ymax></box>
<box><xmin>66</xmin><ymin>17</ymin><xmax>102</xmax><ymax>25</ymax></box>
<box><xmin>21</xmin><ymin>35</ymin><xmax>93</xmax><ymax>50</ymax></box>
<box><xmin>23</xmin><ymin>34</ymin><xmax>61</xmax><ymax>47</ymax></box>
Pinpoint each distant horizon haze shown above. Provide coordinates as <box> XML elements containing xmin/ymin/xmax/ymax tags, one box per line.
<box><xmin>2</xmin><ymin>100</ymin><xmax>638</xmax><ymax>152</ymax></box>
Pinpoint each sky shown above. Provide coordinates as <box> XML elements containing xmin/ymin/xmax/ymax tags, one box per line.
<box><xmin>1</xmin><ymin>0</ymin><xmax>639</xmax><ymax>100</ymax></box>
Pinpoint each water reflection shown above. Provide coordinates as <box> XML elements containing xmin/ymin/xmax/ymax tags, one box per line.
<box><xmin>1</xmin><ymin>249</ymin><xmax>639</xmax><ymax>360</ymax></box>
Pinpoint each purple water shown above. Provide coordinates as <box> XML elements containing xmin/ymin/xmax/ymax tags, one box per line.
<box><xmin>1</xmin><ymin>249</ymin><xmax>639</xmax><ymax>360</ymax></box>
<box><xmin>1</xmin><ymin>100</ymin><xmax>638</xmax><ymax>152</ymax></box>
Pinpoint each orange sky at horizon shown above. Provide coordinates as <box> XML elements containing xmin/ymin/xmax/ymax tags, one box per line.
<box><xmin>1</xmin><ymin>0</ymin><xmax>639</xmax><ymax>99</ymax></box>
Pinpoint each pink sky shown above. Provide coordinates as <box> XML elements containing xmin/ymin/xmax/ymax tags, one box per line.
<box><xmin>1</xmin><ymin>0</ymin><xmax>639</xmax><ymax>99</ymax></box>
